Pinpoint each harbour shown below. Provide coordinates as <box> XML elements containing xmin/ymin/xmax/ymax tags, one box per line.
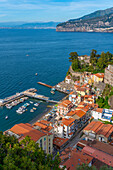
<box><xmin>0</xmin><ymin>88</ymin><xmax>59</xmax><ymax>107</ymax></box>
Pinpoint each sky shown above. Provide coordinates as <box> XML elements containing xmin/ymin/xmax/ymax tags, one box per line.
<box><xmin>0</xmin><ymin>0</ymin><xmax>113</xmax><ymax>23</ymax></box>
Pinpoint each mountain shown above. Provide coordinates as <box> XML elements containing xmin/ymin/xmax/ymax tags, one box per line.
<box><xmin>19</xmin><ymin>22</ymin><xmax>60</xmax><ymax>28</ymax></box>
<box><xmin>0</xmin><ymin>21</ymin><xmax>60</xmax><ymax>29</ymax></box>
<box><xmin>56</xmin><ymin>7</ymin><xmax>113</xmax><ymax>32</ymax></box>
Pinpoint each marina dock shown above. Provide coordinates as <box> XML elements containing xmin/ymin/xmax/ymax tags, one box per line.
<box><xmin>0</xmin><ymin>88</ymin><xmax>59</xmax><ymax>106</ymax></box>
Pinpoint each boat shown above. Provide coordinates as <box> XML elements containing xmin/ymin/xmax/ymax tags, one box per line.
<box><xmin>35</xmin><ymin>73</ymin><xmax>38</xmax><ymax>76</ymax></box>
<box><xmin>50</xmin><ymin>90</ymin><xmax>55</xmax><ymax>94</ymax></box>
<box><xmin>5</xmin><ymin>116</ymin><xmax>8</xmax><ymax>120</ymax></box>
<box><xmin>33</xmin><ymin>107</ymin><xmax>37</xmax><ymax>110</ymax></box>
<box><xmin>26</xmin><ymin>54</ymin><xmax>29</xmax><ymax>56</ymax></box>
<box><xmin>30</xmin><ymin>109</ymin><xmax>34</xmax><ymax>112</ymax></box>
<box><xmin>34</xmin><ymin>103</ymin><xmax>39</xmax><ymax>107</ymax></box>
<box><xmin>30</xmin><ymin>101</ymin><xmax>33</xmax><ymax>104</ymax></box>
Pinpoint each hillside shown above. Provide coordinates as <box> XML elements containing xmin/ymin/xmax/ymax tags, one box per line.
<box><xmin>56</xmin><ymin>7</ymin><xmax>113</xmax><ymax>32</ymax></box>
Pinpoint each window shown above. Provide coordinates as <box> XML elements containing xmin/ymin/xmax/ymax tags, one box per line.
<box><xmin>40</xmin><ymin>139</ymin><xmax>42</xmax><ymax>148</ymax></box>
<box><xmin>44</xmin><ymin>137</ymin><xmax>46</xmax><ymax>141</ymax></box>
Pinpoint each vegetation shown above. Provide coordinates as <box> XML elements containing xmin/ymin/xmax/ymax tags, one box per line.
<box><xmin>0</xmin><ymin>132</ymin><xmax>61</xmax><ymax>170</ymax></box>
<box><xmin>96</xmin><ymin>84</ymin><xmax>113</xmax><ymax>109</ymax></box>
<box><xmin>69</xmin><ymin>50</ymin><xmax>113</xmax><ymax>73</ymax></box>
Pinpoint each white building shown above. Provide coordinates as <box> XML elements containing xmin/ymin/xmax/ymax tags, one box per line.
<box><xmin>65</xmin><ymin>75</ymin><xmax>71</xmax><ymax>84</ymax></box>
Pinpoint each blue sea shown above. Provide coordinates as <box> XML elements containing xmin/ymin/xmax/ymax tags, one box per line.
<box><xmin>0</xmin><ymin>29</ymin><xmax>113</xmax><ymax>131</ymax></box>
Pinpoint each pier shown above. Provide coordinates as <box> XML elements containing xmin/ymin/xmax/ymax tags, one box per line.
<box><xmin>0</xmin><ymin>88</ymin><xmax>59</xmax><ymax>106</ymax></box>
<box><xmin>38</xmin><ymin>82</ymin><xmax>52</xmax><ymax>88</ymax></box>
<box><xmin>37</xmin><ymin>82</ymin><xmax>69</xmax><ymax>94</ymax></box>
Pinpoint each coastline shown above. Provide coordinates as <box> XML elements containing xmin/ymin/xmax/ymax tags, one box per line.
<box><xmin>29</xmin><ymin>92</ymin><xmax>69</xmax><ymax>125</ymax></box>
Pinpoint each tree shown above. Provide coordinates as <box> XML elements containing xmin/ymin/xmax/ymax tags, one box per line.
<box><xmin>69</xmin><ymin>52</ymin><xmax>78</xmax><ymax>62</ymax></box>
<box><xmin>72</xmin><ymin>58</ymin><xmax>81</xmax><ymax>71</ymax></box>
<box><xmin>90</xmin><ymin>49</ymin><xmax>97</xmax><ymax>66</ymax></box>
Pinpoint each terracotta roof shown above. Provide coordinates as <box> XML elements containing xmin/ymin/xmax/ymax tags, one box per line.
<box><xmin>53</xmin><ymin>137</ymin><xmax>69</xmax><ymax>147</ymax></box>
<box><xmin>62</xmin><ymin>118</ymin><xmax>75</xmax><ymax>126</ymax></box>
<box><xmin>83</xmin><ymin>121</ymin><xmax>102</xmax><ymax>132</ymax></box>
<box><xmin>58</xmin><ymin>100</ymin><xmax>72</xmax><ymax>108</ymax></box>
<box><xmin>83</xmin><ymin>121</ymin><xmax>113</xmax><ymax>138</ymax></box>
<box><xmin>10</xmin><ymin>123</ymin><xmax>46</xmax><ymax>142</ymax></box>
<box><xmin>67</xmin><ymin>110</ymin><xmax>77</xmax><ymax>116</ymax></box>
<box><xmin>75</xmin><ymin>110</ymin><xmax>86</xmax><ymax>118</ymax></box>
<box><xmin>34</xmin><ymin>122</ymin><xmax>47</xmax><ymax>129</ymax></box>
<box><xmin>95</xmin><ymin>73</ymin><xmax>104</xmax><ymax>78</ymax></box>
<box><xmin>94</xmin><ymin>108</ymin><xmax>103</xmax><ymax>113</ymax></box>
<box><xmin>78</xmin><ymin>140</ymin><xmax>113</xmax><ymax>156</ymax></box>
<box><xmin>66</xmin><ymin>75</ymin><xmax>71</xmax><ymax>79</ymax></box>
<box><xmin>60</xmin><ymin>148</ymin><xmax>93</xmax><ymax>170</ymax></box>
<box><xmin>83</xmin><ymin>146</ymin><xmax>113</xmax><ymax>167</ymax></box>
<box><xmin>40</xmin><ymin>120</ymin><xmax>52</xmax><ymax>125</ymax></box>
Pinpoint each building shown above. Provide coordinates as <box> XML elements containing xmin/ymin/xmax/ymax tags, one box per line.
<box><xmin>54</xmin><ymin>117</ymin><xmax>75</xmax><ymax>139</ymax></box>
<box><xmin>5</xmin><ymin>123</ymin><xmax>53</xmax><ymax>154</ymax></box>
<box><xmin>84</xmin><ymin>95</ymin><xmax>96</xmax><ymax>104</ymax></box>
<box><xmin>83</xmin><ymin>121</ymin><xmax>113</xmax><ymax>143</ymax></box>
<box><xmin>92</xmin><ymin>108</ymin><xmax>113</xmax><ymax>122</ymax></box>
<box><xmin>57</xmin><ymin>100</ymin><xmax>73</xmax><ymax>116</ymax></box>
<box><xmin>60</xmin><ymin>147</ymin><xmax>93</xmax><ymax>170</ymax></box>
<box><xmin>53</xmin><ymin>137</ymin><xmax>69</xmax><ymax>150</ymax></box>
<box><xmin>65</xmin><ymin>75</ymin><xmax>71</xmax><ymax>84</ymax></box>
<box><xmin>91</xmin><ymin>73</ymin><xmax>104</xmax><ymax>83</ymax></box>
<box><xmin>104</xmin><ymin>65</ymin><xmax>113</xmax><ymax>86</ymax></box>
<box><xmin>69</xmin><ymin>91</ymin><xmax>80</xmax><ymax>105</ymax></box>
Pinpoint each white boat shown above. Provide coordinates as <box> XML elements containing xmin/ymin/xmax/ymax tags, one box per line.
<box><xmin>30</xmin><ymin>101</ymin><xmax>33</xmax><ymax>104</ymax></box>
<box><xmin>34</xmin><ymin>103</ymin><xmax>39</xmax><ymax>107</ymax></box>
<box><xmin>35</xmin><ymin>73</ymin><xmax>38</xmax><ymax>76</ymax></box>
<box><xmin>5</xmin><ymin>116</ymin><xmax>8</xmax><ymax>120</ymax></box>
<box><xmin>30</xmin><ymin>109</ymin><xmax>34</xmax><ymax>112</ymax></box>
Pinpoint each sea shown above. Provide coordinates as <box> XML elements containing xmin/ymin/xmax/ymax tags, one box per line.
<box><xmin>0</xmin><ymin>29</ymin><xmax>113</xmax><ymax>132</ymax></box>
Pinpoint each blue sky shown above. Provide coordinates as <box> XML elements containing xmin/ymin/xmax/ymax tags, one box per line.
<box><xmin>0</xmin><ymin>0</ymin><xmax>113</xmax><ymax>22</ymax></box>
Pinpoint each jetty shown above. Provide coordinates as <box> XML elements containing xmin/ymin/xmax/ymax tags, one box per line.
<box><xmin>37</xmin><ymin>82</ymin><xmax>69</xmax><ymax>94</ymax></box>
<box><xmin>38</xmin><ymin>82</ymin><xmax>52</xmax><ymax>88</ymax></box>
<box><xmin>0</xmin><ymin>88</ymin><xmax>59</xmax><ymax>106</ymax></box>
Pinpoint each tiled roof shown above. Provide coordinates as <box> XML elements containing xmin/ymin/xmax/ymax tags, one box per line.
<box><xmin>95</xmin><ymin>73</ymin><xmax>104</xmax><ymax>78</ymax></box>
<box><xmin>78</xmin><ymin>140</ymin><xmax>113</xmax><ymax>156</ymax></box>
<box><xmin>83</xmin><ymin>121</ymin><xmax>113</xmax><ymax>138</ymax></box>
<box><xmin>53</xmin><ymin>137</ymin><xmax>69</xmax><ymax>147</ymax></box>
<box><xmin>94</xmin><ymin>108</ymin><xmax>103</xmax><ymax>113</ymax></box>
<box><xmin>40</xmin><ymin>120</ymin><xmax>52</xmax><ymax>125</ymax></box>
<box><xmin>60</xmin><ymin>148</ymin><xmax>93</xmax><ymax>170</ymax></box>
<box><xmin>83</xmin><ymin>146</ymin><xmax>113</xmax><ymax>167</ymax></box>
<box><xmin>66</xmin><ymin>75</ymin><xmax>71</xmax><ymax>79</ymax></box>
<box><xmin>75</xmin><ymin>110</ymin><xmax>86</xmax><ymax>118</ymax></box>
<box><xmin>67</xmin><ymin>110</ymin><xmax>77</xmax><ymax>116</ymax></box>
<box><xmin>10</xmin><ymin>123</ymin><xmax>47</xmax><ymax>142</ymax></box>
<box><xmin>83</xmin><ymin>121</ymin><xmax>102</xmax><ymax>132</ymax></box>
<box><xmin>34</xmin><ymin>122</ymin><xmax>47</xmax><ymax>129</ymax></box>
<box><xmin>62</xmin><ymin>118</ymin><xmax>75</xmax><ymax>126</ymax></box>
<box><xmin>58</xmin><ymin>100</ymin><xmax>72</xmax><ymax>107</ymax></box>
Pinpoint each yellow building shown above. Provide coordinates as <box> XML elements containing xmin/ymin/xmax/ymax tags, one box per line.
<box><xmin>91</xmin><ymin>73</ymin><xmax>104</xmax><ymax>83</ymax></box>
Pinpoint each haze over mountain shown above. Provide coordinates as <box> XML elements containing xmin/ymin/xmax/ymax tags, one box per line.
<box><xmin>0</xmin><ymin>21</ymin><xmax>60</xmax><ymax>29</ymax></box>
<box><xmin>56</xmin><ymin>7</ymin><xmax>113</xmax><ymax>32</ymax></box>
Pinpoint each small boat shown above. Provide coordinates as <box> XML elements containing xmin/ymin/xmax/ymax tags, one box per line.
<box><xmin>35</xmin><ymin>73</ymin><xmax>38</xmax><ymax>76</ymax></box>
<box><xmin>30</xmin><ymin>101</ymin><xmax>33</xmax><ymax>104</ymax></box>
<box><xmin>51</xmin><ymin>91</ymin><xmax>55</xmax><ymax>94</ymax></box>
<box><xmin>26</xmin><ymin>54</ymin><xmax>29</xmax><ymax>56</ymax></box>
<box><xmin>30</xmin><ymin>109</ymin><xmax>34</xmax><ymax>112</ymax></box>
<box><xmin>33</xmin><ymin>107</ymin><xmax>36</xmax><ymax>110</ymax></box>
<box><xmin>5</xmin><ymin>116</ymin><xmax>8</xmax><ymax>120</ymax></box>
<box><xmin>34</xmin><ymin>103</ymin><xmax>39</xmax><ymax>107</ymax></box>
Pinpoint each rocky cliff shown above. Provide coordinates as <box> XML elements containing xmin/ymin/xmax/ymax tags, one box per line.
<box><xmin>56</xmin><ymin>7</ymin><xmax>113</xmax><ymax>32</ymax></box>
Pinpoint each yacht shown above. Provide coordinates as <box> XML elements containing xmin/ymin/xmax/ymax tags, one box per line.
<box><xmin>5</xmin><ymin>116</ymin><xmax>8</xmax><ymax>120</ymax></box>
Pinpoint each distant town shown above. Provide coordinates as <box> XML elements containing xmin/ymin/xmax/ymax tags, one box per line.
<box><xmin>1</xmin><ymin>50</ymin><xmax>113</xmax><ymax>169</ymax></box>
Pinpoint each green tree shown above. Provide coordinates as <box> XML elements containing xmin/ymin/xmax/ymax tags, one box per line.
<box><xmin>69</xmin><ymin>52</ymin><xmax>78</xmax><ymax>62</ymax></box>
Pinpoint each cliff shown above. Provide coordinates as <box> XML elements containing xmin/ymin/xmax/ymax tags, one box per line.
<box><xmin>56</xmin><ymin>7</ymin><xmax>113</xmax><ymax>32</ymax></box>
